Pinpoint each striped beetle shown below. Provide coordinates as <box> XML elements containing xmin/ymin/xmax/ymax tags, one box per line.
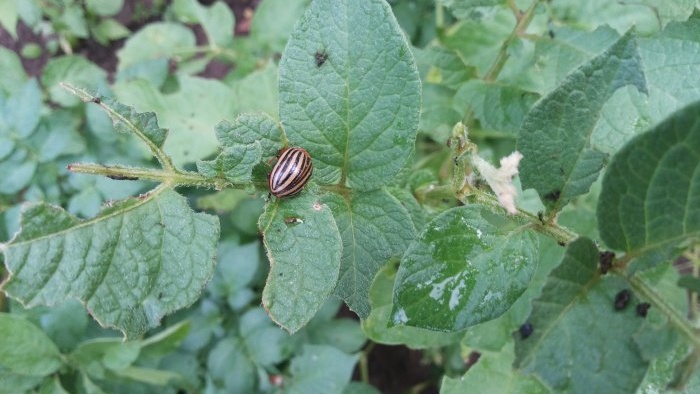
<box><xmin>268</xmin><ymin>147</ymin><xmax>313</xmax><ymax>198</ymax></box>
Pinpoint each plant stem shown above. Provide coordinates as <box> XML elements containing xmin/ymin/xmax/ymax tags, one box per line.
<box><xmin>483</xmin><ymin>0</ymin><xmax>539</xmax><ymax>82</ymax></box>
<box><xmin>359</xmin><ymin>342</ymin><xmax>375</xmax><ymax>384</ymax></box>
<box><xmin>628</xmin><ymin>274</ymin><xmax>700</xmax><ymax>349</ymax></box>
<box><xmin>67</xmin><ymin>163</ymin><xmax>235</xmax><ymax>190</ymax></box>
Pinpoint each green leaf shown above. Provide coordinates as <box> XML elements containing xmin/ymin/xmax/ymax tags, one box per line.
<box><xmin>250</xmin><ymin>0</ymin><xmax>310</xmax><ymax>53</ymax></box>
<box><xmin>641</xmin><ymin>15</ymin><xmax>700</xmax><ymax>124</ymax></box>
<box><xmin>441</xmin><ymin>7</ymin><xmax>514</xmax><ymax>77</ymax></box>
<box><xmin>517</xmin><ymin>32</ymin><xmax>647</xmax><ymax>212</ymax></box>
<box><xmin>439</xmin><ymin>0</ymin><xmax>504</xmax><ymax>19</ymax></box>
<box><xmin>0</xmin><ymin>47</ymin><xmax>27</xmax><ymax>95</ymax></box>
<box><xmin>197</xmin><ymin>141</ymin><xmax>261</xmax><ymax>183</ymax></box>
<box><xmin>416</xmin><ymin>46</ymin><xmax>474</xmax><ymax>90</ymax></box>
<box><xmin>362</xmin><ymin>262</ymin><xmax>465</xmax><ymax>348</ymax></box>
<box><xmin>455</xmin><ymin>80</ymin><xmax>539</xmax><ymax>136</ymax></box>
<box><xmin>197</xmin><ymin>113</ymin><xmax>283</xmax><ymax>182</ymax></box>
<box><xmin>442</xmin><ymin>344</ymin><xmax>548</xmax><ymax>394</ymax></box>
<box><xmin>238</xmin><ymin>308</ymin><xmax>291</xmax><ymax>367</ymax></box>
<box><xmin>393</xmin><ymin>205</ymin><xmax>539</xmax><ymax>331</ymax></box>
<box><xmin>522</xmin><ymin>26</ymin><xmax>620</xmax><ymax>95</ymax></box>
<box><xmin>0</xmin><ymin>313</ymin><xmax>62</xmax><ymax>376</ymax></box>
<box><xmin>259</xmin><ymin>193</ymin><xmax>342</xmax><ymax>333</ymax></box>
<box><xmin>207</xmin><ymin>337</ymin><xmax>256</xmax><ymax>392</ymax></box>
<box><xmin>286</xmin><ymin>345</ymin><xmax>359</xmax><ymax>394</ymax></box>
<box><xmin>514</xmin><ymin>237</ymin><xmax>648</xmax><ymax>393</ymax></box>
<box><xmin>1</xmin><ymin>187</ymin><xmax>219</xmax><ymax>339</ymax></box>
<box><xmin>548</xmin><ymin>0</ymin><xmax>694</xmax><ymax>34</ymax></box>
<box><xmin>117</xmin><ymin>22</ymin><xmax>196</xmax><ymax>71</ymax></box>
<box><xmin>85</xmin><ymin>0</ymin><xmax>124</xmax><ymax>16</ymax></box>
<box><xmin>322</xmin><ymin>189</ymin><xmax>415</xmax><ymax>317</ymax></box>
<box><xmin>4</xmin><ymin>78</ymin><xmax>42</xmax><ymax>138</ymax></box>
<box><xmin>229</xmin><ymin>62</ymin><xmax>279</xmax><ymax>117</ymax></box>
<box><xmin>0</xmin><ymin>0</ymin><xmax>18</xmax><ymax>38</ymax></box>
<box><xmin>42</xmin><ymin>56</ymin><xmax>109</xmax><ymax>107</ymax></box>
<box><xmin>278</xmin><ymin>0</ymin><xmax>421</xmax><ymax>191</ymax></box>
<box><xmin>92</xmin><ymin>19</ymin><xmax>131</xmax><ymax>45</ymax></box>
<box><xmin>597</xmin><ymin>100</ymin><xmax>700</xmax><ymax>258</ymax></box>
<box><xmin>171</xmin><ymin>0</ymin><xmax>234</xmax><ymax>48</ymax></box>
<box><xmin>114</xmin><ymin>76</ymin><xmax>236</xmax><ymax>166</ymax></box>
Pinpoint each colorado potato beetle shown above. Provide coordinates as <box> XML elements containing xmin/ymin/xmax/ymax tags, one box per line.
<box><xmin>268</xmin><ymin>147</ymin><xmax>313</xmax><ymax>198</ymax></box>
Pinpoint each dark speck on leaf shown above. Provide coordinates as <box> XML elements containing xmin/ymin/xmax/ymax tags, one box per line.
<box><xmin>315</xmin><ymin>51</ymin><xmax>328</xmax><ymax>67</ymax></box>
<box><xmin>614</xmin><ymin>289</ymin><xmax>632</xmax><ymax>311</ymax></box>
<box><xmin>599</xmin><ymin>251</ymin><xmax>615</xmax><ymax>274</ymax></box>
<box><xmin>519</xmin><ymin>322</ymin><xmax>534</xmax><ymax>339</ymax></box>
<box><xmin>465</xmin><ymin>351</ymin><xmax>481</xmax><ymax>369</ymax></box>
<box><xmin>548</xmin><ymin>30</ymin><xmax>555</xmax><ymax>39</ymax></box>
<box><xmin>636</xmin><ymin>302</ymin><xmax>651</xmax><ymax>317</ymax></box>
<box><xmin>92</xmin><ymin>97</ymin><xmax>101</xmax><ymax>104</ymax></box>
<box><xmin>544</xmin><ymin>189</ymin><xmax>561</xmax><ymax>202</ymax></box>
<box><xmin>107</xmin><ymin>175</ymin><xmax>139</xmax><ymax>181</ymax></box>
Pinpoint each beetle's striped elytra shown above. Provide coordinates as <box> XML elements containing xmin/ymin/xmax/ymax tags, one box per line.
<box><xmin>268</xmin><ymin>147</ymin><xmax>313</xmax><ymax>198</ymax></box>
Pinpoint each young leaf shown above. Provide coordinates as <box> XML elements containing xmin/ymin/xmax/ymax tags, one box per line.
<box><xmin>285</xmin><ymin>345</ymin><xmax>359</xmax><ymax>394</ymax></box>
<box><xmin>392</xmin><ymin>205</ymin><xmax>539</xmax><ymax>332</ymax></box>
<box><xmin>514</xmin><ymin>237</ymin><xmax>648</xmax><ymax>393</ymax></box>
<box><xmin>278</xmin><ymin>0</ymin><xmax>421</xmax><ymax>191</ymax></box>
<box><xmin>171</xmin><ymin>0</ymin><xmax>235</xmax><ymax>48</ymax></box>
<box><xmin>259</xmin><ymin>193</ymin><xmax>342</xmax><ymax>333</ymax></box>
<box><xmin>117</xmin><ymin>22</ymin><xmax>196</xmax><ymax>71</ymax></box>
<box><xmin>323</xmin><ymin>189</ymin><xmax>416</xmax><ymax>318</ymax></box>
<box><xmin>442</xmin><ymin>344</ymin><xmax>549</xmax><ymax>394</ymax></box>
<box><xmin>517</xmin><ymin>32</ymin><xmax>647</xmax><ymax>212</ymax></box>
<box><xmin>597</xmin><ymin>100</ymin><xmax>700</xmax><ymax>258</ymax></box>
<box><xmin>1</xmin><ymin>187</ymin><xmax>219</xmax><ymax>339</ymax></box>
<box><xmin>0</xmin><ymin>313</ymin><xmax>62</xmax><ymax>377</ymax></box>
<box><xmin>197</xmin><ymin>113</ymin><xmax>284</xmax><ymax>182</ymax></box>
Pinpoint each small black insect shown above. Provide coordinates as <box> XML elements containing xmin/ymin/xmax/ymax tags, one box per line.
<box><xmin>548</xmin><ymin>29</ymin><xmax>555</xmax><ymax>39</ymax></box>
<box><xmin>92</xmin><ymin>97</ymin><xmax>102</xmax><ymax>104</ymax></box>
<box><xmin>614</xmin><ymin>289</ymin><xmax>632</xmax><ymax>311</ymax></box>
<box><xmin>599</xmin><ymin>251</ymin><xmax>615</xmax><ymax>274</ymax></box>
<box><xmin>636</xmin><ymin>302</ymin><xmax>651</xmax><ymax>317</ymax></box>
<box><xmin>544</xmin><ymin>189</ymin><xmax>561</xmax><ymax>202</ymax></box>
<box><xmin>519</xmin><ymin>322</ymin><xmax>534</xmax><ymax>339</ymax></box>
<box><xmin>557</xmin><ymin>241</ymin><xmax>566</xmax><ymax>247</ymax></box>
<box><xmin>314</xmin><ymin>51</ymin><xmax>328</xmax><ymax>67</ymax></box>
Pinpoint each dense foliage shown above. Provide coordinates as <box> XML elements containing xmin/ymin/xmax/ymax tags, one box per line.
<box><xmin>1</xmin><ymin>0</ymin><xmax>699</xmax><ymax>393</ymax></box>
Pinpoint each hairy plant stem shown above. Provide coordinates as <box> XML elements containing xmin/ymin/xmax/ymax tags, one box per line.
<box><xmin>628</xmin><ymin>274</ymin><xmax>700</xmax><ymax>349</ymax></box>
<box><xmin>67</xmin><ymin>163</ymin><xmax>242</xmax><ymax>190</ymax></box>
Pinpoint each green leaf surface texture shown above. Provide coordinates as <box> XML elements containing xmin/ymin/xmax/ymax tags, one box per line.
<box><xmin>322</xmin><ymin>189</ymin><xmax>415</xmax><ymax>318</ymax></box>
<box><xmin>0</xmin><ymin>313</ymin><xmax>62</xmax><ymax>377</ymax></box>
<box><xmin>362</xmin><ymin>262</ymin><xmax>465</xmax><ymax>348</ymax></box>
<box><xmin>286</xmin><ymin>344</ymin><xmax>359</xmax><ymax>394</ymax></box>
<box><xmin>518</xmin><ymin>32</ymin><xmax>648</xmax><ymax>211</ymax></box>
<box><xmin>1</xmin><ymin>187</ymin><xmax>219</xmax><ymax>338</ymax></box>
<box><xmin>259</xmin><ymin>193</ymin><xmax>342</xmax><ymax>333</ymax></box>
<box><xmin>515</xmin><ymin>237</ymin><xmax>648</xmax><ymax>393</ymax></box>
<box><xmin>442</xmin><ymin>344</ymin><xmax>548</xmax><ymax>394</ymax></box>
<box><xmin>597</xmin><ymin>100</ymin><xmax>700</xmax><ymax>255</ymax></box>
<box><xmin>197</xmin><ymin>113</ymin><xmax>284</xmax><ymax>182</ymax></box>
<box><xmin>393</xmin><ymin>205</ymin><xmax>539</xmax><ymax>331</ymax></box>
<box><xmin>278</xmin><ymin>0</ymin><xmax>421</xmax><ymax>191</ymax></box>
